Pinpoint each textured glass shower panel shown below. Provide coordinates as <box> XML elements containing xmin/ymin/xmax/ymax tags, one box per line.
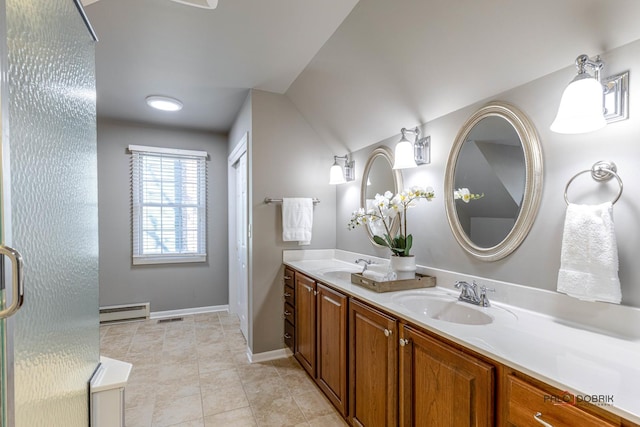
<box><xmin>5</xmin><ymin>0</ymin><xmax>99</xmax><ymax>426</ymax></box>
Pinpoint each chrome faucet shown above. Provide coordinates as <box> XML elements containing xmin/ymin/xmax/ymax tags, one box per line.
<box><xmin>455</xmin><ymin>280</ymin><xmax>495</xmax><ymax>307</ymax></box>
<box><xmin>355</xmin><ymin>258</ymin><xmax>374</xmax><ymax>272</ymax></box>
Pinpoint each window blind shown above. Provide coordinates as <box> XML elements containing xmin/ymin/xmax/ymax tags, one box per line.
<box><xmin>129</xmin><ymin>145</ymin><xmax>207</xmax><ymax>265</ymax></box>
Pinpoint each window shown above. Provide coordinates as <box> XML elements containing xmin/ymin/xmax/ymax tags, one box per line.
<box><xmin>129</xmin><ymin>145</ymin><xmax>207</xmax><ymax>265</ymax></box>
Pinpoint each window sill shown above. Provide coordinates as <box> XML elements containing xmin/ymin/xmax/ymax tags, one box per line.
<box><xmin>132</xmin><ymin>255</ymin><xmax>206</xmax><ymax>265</ymax></box>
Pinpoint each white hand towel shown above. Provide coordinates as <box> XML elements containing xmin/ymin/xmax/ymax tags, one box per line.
<box><xmin>282</xmin><ymin>198</ymin><xmax>313</xmax><ymax>245</ymax></box>
<box><xmin>363</xmin><ymin>270</ymin><xmax>390</xmax><ymax>282</ymax></box>
<box><xmin>557</xmin><ymin>202</ymin><xmax>621</xmax><ymax>304</ymax></box>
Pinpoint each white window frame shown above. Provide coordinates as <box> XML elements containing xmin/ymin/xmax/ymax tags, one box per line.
<box><xmin>129</xmin><ymin>144</ymin><xmax>208</xmax><ymax>265</ymax></box>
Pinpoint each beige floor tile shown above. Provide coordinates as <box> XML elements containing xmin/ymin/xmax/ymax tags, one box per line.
<box><xmin>251</xmin><ymin>395</ymin><xmax>307</xmax><ymax>426</ymax></box>
<box><xmin>151</xmin><ymin>393</ymin><xmax>203</xmax><ymax>427</ymax></box>
<box><xmin>307</xmin><ymin>413</ymin><xmax>349</xmax><ymax>426</ymax></box>
<box><xmin>279</xmin><ymin>371</ymin><xmax>319</xmax><ymax>396</ymax></box>
<box><xmin>199</xmin><ymin>368</ymin><xmax>242</xmax><ymax>394</ymax></box>
<box><xmin>202</xmin><ymin>383</ymin><xmax>250</xmax><ymax>416</ymax></box>
<box><xmin>125</xmin><ymin>403</ymin><xmax>153</xmax><ymax>427</ymax></box>
<box><xmin>125</xmin><ymin>382</ymin><xmax>157</xmax><ymax>408</ymax></box>
<box><xmin>293</xmin><ymin>388</ymin><xmax>336</xmax><ymax>421</ymax></box>
<box><xmin>163</xmin><ymin>419</ymin><xmax>204</xmax><ymax>427</ymax></box>
<box><xmin>204</xmin><ymin>407</ymin><xmax>257</xmax><ymax>427</ymax></box>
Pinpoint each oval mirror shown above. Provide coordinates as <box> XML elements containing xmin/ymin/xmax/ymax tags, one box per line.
<box><xmin>445</xmin><ymin>101</ymin><xmax>543</xmax><ymax>261</ymax></box>
<box><xmin>360</xmin><ymin>146</ymin><xmax>403</xmax><ymax>246</ymax></box>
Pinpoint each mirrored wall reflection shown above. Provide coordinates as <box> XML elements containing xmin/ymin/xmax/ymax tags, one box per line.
<box><xmin>360</xmin><ymin>147</ymin><xmax>403</xmax><ymax>246</ymax></box>
<box><xmin>453</xmin><ymin>116</ymin><xmax>526</xmax><ymax>247</ymax></box>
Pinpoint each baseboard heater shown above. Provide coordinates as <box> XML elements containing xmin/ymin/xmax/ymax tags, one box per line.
<box><xmin>99</xmin><ymin>303</ymin><xmax>150</xmax><ymax>324</ymax></box>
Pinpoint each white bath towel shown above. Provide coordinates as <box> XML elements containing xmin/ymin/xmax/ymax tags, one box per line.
<box><xmin>557</xmin><ymin>202</ymin><xmax>621</xmax><ymax>304</ymax></box>
<box><xmin>282</xmin><ymin>198</ymin><xmax>313</xmax><ymax>245</ymax></box>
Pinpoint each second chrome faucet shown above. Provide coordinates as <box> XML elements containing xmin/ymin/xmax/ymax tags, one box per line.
<box><xmin>454</xmin><ymin>280</ymin><xmax>495</xmax><ymax>307</ymax></box>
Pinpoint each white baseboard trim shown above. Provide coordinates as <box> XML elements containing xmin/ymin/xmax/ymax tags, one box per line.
<box><xmin>150</xmin><ymin>304</ymin><xmax>229</xmax><ymax>320</ymax></box>
<box><xmin>247</xmin><ymin>347</ymin><xmax>290</xmax><ymax>363</ymax></box>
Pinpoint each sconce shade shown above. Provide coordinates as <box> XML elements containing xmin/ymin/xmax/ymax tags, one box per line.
<box><xmin>329</xmin><ymin>162</ymin><xmax>346</xmax><ymax>185</ymax></box>
<box><xmin>551</xmin><ymin>74</ymin><xmax>606</xmax><ymax>134</ymax></box>
<box><xmin>393</xmin><ymin>138</ymin><xmax>417</xmax><ymax>169</ymax></box>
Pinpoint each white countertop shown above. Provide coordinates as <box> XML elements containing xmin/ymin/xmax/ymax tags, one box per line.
<box><xmin>283</xmin><ymin>249</ymin><xmax>640</xmax><ymax>423</ymax></box>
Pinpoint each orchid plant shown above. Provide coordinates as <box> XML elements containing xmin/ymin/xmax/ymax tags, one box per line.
<box><xmin>453</xmin><ymin>188</ymin><xmax>484</xmax><ymax>203</ymax></box>
<box><xmin>348</xmin><ymin>186</ymin><xmax>435</xmax><ymax>257</ymax></box>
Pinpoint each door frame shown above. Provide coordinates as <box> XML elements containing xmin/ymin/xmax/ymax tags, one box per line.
<box><xmin>227</xmin><ymin>132</ymin><xmax>249</xmax><ymax>340</ymax></box>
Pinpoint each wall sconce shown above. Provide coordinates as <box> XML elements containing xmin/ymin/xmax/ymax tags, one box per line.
<box><xmin>551</xmin><ymin>54</ymin><xmax>629</xmax><ymax>134</ymax></box>
<box><xmin>393</xmin><ymin>127</ymin><xmax>431</xmax><ymax>169</ymax></box>
<box><xmin>329</xmin><ymin>155</ymin><xmax>355</xmax><ymax>185</ymax></box>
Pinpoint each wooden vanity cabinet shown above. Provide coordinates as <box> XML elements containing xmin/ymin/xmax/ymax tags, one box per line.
<box><xmin>283</xmin><ymin>267</ymin><xmax>295</xmax><ymax>351</ymax></box>
<box><xmin>349</xmin><ymin>299</ymin><xmax>398</xmax><ymax>427</ymax></box>
<box><xmin>294</xmin><ymin>272</ymin><xmax>316</xmax><ymax>377</ymax></box>
<box><xmin>399</xmin><ymin>324</ymin><xmax>495</xmax><ymax>427</ymax></box>
<box><xmin>503</xmin><ymin>373</ymin><xmax>628</xmax><ymax>427</ymax></box>
<box><xmin>293</xmin><ymin>272</ymin><xmax>349</xmax><ymax>416</ymax></box>
<box><xmin>316</xmin><ymin>283</ymin><xmax>348</xmax><ymax>417</ymax></box>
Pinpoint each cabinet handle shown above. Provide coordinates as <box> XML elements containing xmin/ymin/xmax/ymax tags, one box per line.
<box><xmin>399</xmin><ymin>338</ymin><xmax>410</xmax><ymax>346</ymax></box>
<box><xmin>284</xmin><ymin>275</ymin><xmax>292</xmax><ymax>280</ymax></box>
<box><xmin>313</xmin><ymin>290</ymin><xmax>318</xmax><ymax>296</ymax></box>
<box><xmin>384</xmin><ymin>328</ymin><xmax>392</xmax><ymax>337</ymax></box>
<box><xmin>284</xmin><ymin>333</ymin><xmax>292</xmax><ymax>339</ymax></box>
<box><xmin>284</xmin><ymin>310</ymin><xmax>291</xmax><ymax>316</ymax></box>
<box><xmin>302</xmin><ymin>284</ymin><xmax>312</xmax><ymax>292</ymax></box>
<box><xmin>534</xmin><ymin>412</ymin><xmax>553</xmax><ymax>427</ymax></box>
<box><xmin>284</xmin><ymin>292</ymin><xmax>292</xmax><ymax>297</ymax></box>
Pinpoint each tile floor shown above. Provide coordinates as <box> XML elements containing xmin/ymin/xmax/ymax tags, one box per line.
<box><xmin>100</xmin><ymin>311</ymin><xmax>348</xmax><ymax>427</ymax></box>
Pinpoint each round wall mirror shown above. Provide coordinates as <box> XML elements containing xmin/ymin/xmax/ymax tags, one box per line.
<box><xmin>360</xmin><ymin>146</ymin><xmax>403</xmax><ymax>245</ymax></box>
<box><xmin>444</xmin><ymin>101</ymin><xmax>543</xmax><ymax>261</ymax></box>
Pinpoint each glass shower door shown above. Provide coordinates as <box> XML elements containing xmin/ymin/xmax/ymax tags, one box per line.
<box><xmin>0</xmin><ymin>0</ymin><xmax>100</xmax><ymax>426</ymax></box>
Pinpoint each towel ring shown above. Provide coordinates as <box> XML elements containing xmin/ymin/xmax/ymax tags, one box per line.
<box><xmin>564</xmin><ymin>161</ymin><xmax>623</xmax><ymax>205</ymax></box>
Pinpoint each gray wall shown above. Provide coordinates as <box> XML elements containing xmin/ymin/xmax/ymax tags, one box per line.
<box><xmin>97</xmin><ymin>119</ymin><xmax>229</xmax><ymax>311</ymax></box>
<box><xmin>229</xmin><ymin>89</ymin><xmax>337</xmax><ymax>354</ymax></box>
<box><xmin>337</xmin><ymin>39</ymin><xmax>640</xmax><ymax>308</ymax></box>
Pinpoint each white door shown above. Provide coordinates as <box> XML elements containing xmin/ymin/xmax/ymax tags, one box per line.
<box><xmin>235</xmin><ymin>152</ymin><xmax>249</xmax><ymax>339</ymax></box>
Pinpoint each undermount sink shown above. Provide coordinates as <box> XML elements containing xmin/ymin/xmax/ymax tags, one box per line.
<box><xmin>393</xmin><ymin>293</ymin><xmax>494</xmax><ymax>325</ymax></box>
<box><xmin>318</xmin><ymin>267</ymin><xmax>360</xmax><ymax>282</ymax></box>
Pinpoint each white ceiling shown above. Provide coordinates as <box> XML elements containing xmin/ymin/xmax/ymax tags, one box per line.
<box><xmin>84</xmin><ymin>0</ymin><xmax>359</xmax><ymax>132</ymax></box>
<box><xmin>85</xmin><ymin>0</ymin><xmax>640</xmax><ymax>149</ymax></box>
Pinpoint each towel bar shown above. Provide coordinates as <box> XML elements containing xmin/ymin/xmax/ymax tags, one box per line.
<box><xmin>564</xmin><ymin>161</ymin><xmax>623</xmax><ymax>205</ymax></box>
<box><xmin>264</xmin><ymin>197</ymin><xmax>320</xmax><ymax>205</ymax></box>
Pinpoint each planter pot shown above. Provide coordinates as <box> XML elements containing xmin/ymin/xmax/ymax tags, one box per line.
<box><xmin>390</xmin><ymin>255</ymin><xmax>416</xmax><ymax>280</ymax></box>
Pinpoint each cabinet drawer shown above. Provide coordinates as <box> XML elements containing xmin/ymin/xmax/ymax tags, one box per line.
<box><xmin>506</xmin><ymin>375</ymin><xmax>616</xmax><ymax>427</ymax></box>
<box><xmin>284</xmin><ymin>320</ymin><xmax>294</xmax><ymax>350</ymax></box>
<box><xmin>284</xmin><ymin>268</ymin><xmax>295</xmax><ymax>288</ymax></box>
<box><xmin>284</xmin><ymin>302</ymin><xmax>295</xmax><ymax>325</ymax></box>
<box><xmin>284</xmin><ymin>285</ymin><xmax>295</xmax><ymax>306</ymax></box>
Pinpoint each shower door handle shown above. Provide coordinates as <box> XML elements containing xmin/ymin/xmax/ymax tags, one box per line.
<box><xmin>0</xmin><ymin>245</ymin><xmax>24</xmax><ymax>319</ymax></box>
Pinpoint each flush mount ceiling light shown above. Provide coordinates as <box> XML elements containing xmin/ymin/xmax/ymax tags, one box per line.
<box><xmin>145</xmin><ymin>95</ymin><xmax>183</xmax><ymax>112</ymax></box>
<box><xmin>393</xmin><ymin>127</ymin><xmax>431</xmax><ymax>169</ymax></box>
<box><xmin>329</xmin><ymin>155</ymin><xmax>355</xmax><ymax>185</ymax></box>
<box><xmin>169</xmin><ymin>0</ymin><xmax>218</xmax><ymax>9</ymax></box>
<box><xmin>551</xmin><ymin>54</ymin><xmax>629</xmax><ymax>134</ymax></box>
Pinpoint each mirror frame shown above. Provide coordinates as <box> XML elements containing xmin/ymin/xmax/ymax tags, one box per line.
<box><xmin>360</xmin><ymin>146</ymin><xmax>404</xmax><ymax>246</ymax></box>
<box><xmin>444</xmin><ymin>101</ymin><xmax>543</xmax><ymax>261</ymax></box>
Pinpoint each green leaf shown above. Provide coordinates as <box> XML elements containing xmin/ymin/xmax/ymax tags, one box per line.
<box><xmin>405</xmin><ymin>234</ymin><xmax>413</xmax><ymax>256</ymax></box>
<box><xmin>373</xmin><ymin>235</ymin><xmax>387</xmax><ymax>247</ymax></box>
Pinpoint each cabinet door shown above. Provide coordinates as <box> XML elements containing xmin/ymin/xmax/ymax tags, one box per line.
<box><xmin>294</xmin><ymin>273</ymin><xmax>316</xmax><ymax>377</ymax></box>
<box><xmin>349</xmin><ymin>299</ymin><xmax>398</xmax><ymax>427</ymax></box>
<box><xmin>316</xmin><ymin>284</ymin><xmax>348</xmax><ymax>417</ymax></box>
<box><xmin>399</xmin><ymin>325</ymin><xmax>494</xmax><ymax>427</ymax></box>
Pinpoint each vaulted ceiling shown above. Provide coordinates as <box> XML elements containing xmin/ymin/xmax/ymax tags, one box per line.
<box><xmin>85</xmin><ymin>0</ymin><xmax>640</xmax><ymax>152</ymax></box>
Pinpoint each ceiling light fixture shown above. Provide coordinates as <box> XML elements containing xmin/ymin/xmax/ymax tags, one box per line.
<box><xmin>169</xmin><ymin>0</ymin><xmax>218</xmax><ymax>10</ymax></box>
<box><xmin>329</xmin><ymin>155</ymin><xmax>355</xmax><ymax>185</ymax></box>
<box><xmin>145</xmin><ymin>95</ymin><xmax>183</xmax><ymax>112</ymax></box>
<box><xmin>393</xmin><ymin>127</ymin><xmax>430</xmax><ymax>169</ymax></box>
<box><xmin>551</xmin><ymin>54</ymin><xmax>629</xmax><ymax>134</ymax></box>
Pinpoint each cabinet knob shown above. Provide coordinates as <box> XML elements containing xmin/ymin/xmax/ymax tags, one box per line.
<box><xmin>534</xmin><ymin>412</ymin><xmax>553</xmax><ymax>427</ymax></box>
<box><xmin>384</xmin><ymin>328</ymin><xmax>392</xmax><ymax>337</ymax></box>
<box><xmin>284</xmin><ymin>275</ymin><xmax>292</xmax><ymax>280</ymax></box>
<box><xmin>284</xmin><ymin>333</ymin><xmax>292</xmax><ymax>339</ymax></box>
<box><xmin>399</xmin><ymin>338</ymin><xmax>410</xmax><ymax>346</ymax></box>
<box><xmin>284</xmin><ymin>310</ymin><xmax>291</xmax><ymax>316</ymax></box>
<box><xmin>284</xmin><ymin>292</ymin><xmax>292</xmax><ymax>297</ymax></box>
